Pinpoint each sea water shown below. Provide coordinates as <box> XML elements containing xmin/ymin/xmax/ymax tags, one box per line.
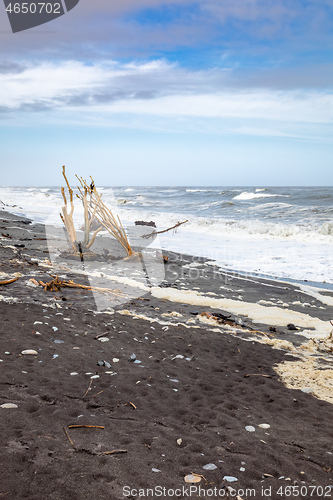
<box><xmin>1</xmin><ymin>185</ymin><xmax>332</xmax><ymax>286</ymax></box>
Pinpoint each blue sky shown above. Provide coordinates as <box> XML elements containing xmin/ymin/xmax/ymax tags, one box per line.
<box><xmin>0</xmin><ymin>0</ymin><xmax>332</xmax><ymax>186</ymax></box>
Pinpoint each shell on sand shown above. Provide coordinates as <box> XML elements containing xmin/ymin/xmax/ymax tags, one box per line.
<box><xmin>184</xmin><ymin>474</ymin><xmax>201</xmax><ymax>483</ymax></box>
<box><xmin>1</xmin><ymin>403</ymin><xmax>18</xmax><ymax>409</ymax></box>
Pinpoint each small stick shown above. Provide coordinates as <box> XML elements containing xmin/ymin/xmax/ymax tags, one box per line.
<box><xmin>101</xmin><ymin>449</ymin><xmax>127</xmax><ymax>455</ymax></box>
<box><xmin>82</xmin><ymin>379</ymin><xmax>93</xmax><ymax>398</ymax></box>
<box><xmin>190</xmin><ymin>472</ymin><xmax>209</xmax><ymax>484</ymax></box>
<box><xmin>129</xmin><ymin>402</ymin><xmax>137</xmax><ymax>410</ymax></box>
<box><xmin>63</xmin><ymin>426</ymin><xmax>76</xmax><ymax>449</ymax></box>
<box><xmin>92</xmin><ymin>390</ymin><xmax>104</xmax><ymax>399</ymax></box>
<box><xmin>244</xmin><ymin>374</ymin><xmax>272</xmax><ymax>378</ymax></box>
<box><xmin>68</xmin><ymin>425</ymin><xmax>104</xmax><ymax>429</ymax></box>
<box><xmin>0</xmin><ymin>277</ymin><xmax>20</xmax><ymax>285</ymax></box>
<box><xmin>142</xmin><ymin>220</ymin><xmax>188</xmax><ymax>239</ymax></box>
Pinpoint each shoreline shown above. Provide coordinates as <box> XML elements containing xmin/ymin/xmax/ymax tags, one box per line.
<box><xmin>0</xmin><ymin>209</ymin><xmax>333</xmax><ymax>499</ymax></box>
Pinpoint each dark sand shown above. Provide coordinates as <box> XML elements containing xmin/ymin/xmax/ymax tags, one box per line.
<box><xmin>0</xmin><ymin>210</ymin><xmax>332</xmax><ymax>500</ymax></box>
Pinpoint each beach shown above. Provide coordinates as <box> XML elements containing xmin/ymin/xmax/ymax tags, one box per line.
<box><xmin>0</xmin><ymin>209</ymin><xmax>333</xmax><ymax>500</ymax></box>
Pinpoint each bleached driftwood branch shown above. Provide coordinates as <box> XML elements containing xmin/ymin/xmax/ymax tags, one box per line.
<box><xmin>76</xmin><ymin>175</ymin><xmax>134</xmax><ymax>257</ymax></box>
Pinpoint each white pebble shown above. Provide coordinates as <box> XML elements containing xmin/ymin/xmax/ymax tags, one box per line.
<box><xmin>70</xmin><ymin>372</ymin><xmax>79</xmax><ymax>376</ymax></box>
<box><xmin>112</xmin><ymin>358</ymin><xmax>120</xmax><ymax>363</ymax></box>
<box><xmin>90</xmin><ymin>375</ymin><xmax>100</xmax><ymax>379</ymax></box>
<box><xmin>1</xmin><ymin>403</ymin><xmax>18</xmax><ymax>409</ymax></box>
<box><xmin>152</xmin><ymin>468</ymin><xmax>161</xmax><ymax>473</ymax></box>
<box><xmin>223</xmin><ymin>476</ymin><xmax>238</xmax><ymax>482</ymax></box>
<box><xmin>245</xmin><ymin>426</ymin><xmax>256</xmax><ymax>432</ymax></box>
<box><xmin>98</xmin><ymin>337</ymin><xmax>109</xmax><ymax>343</ymax></box>
<box><xmin>203</xmin><ymin>463</ymin><xmax>217</xmax><ymax>470</ymax></box>
<box><xmin>259</xmin><ymin>424</ymin><xmax>271</xmax><ymax>429</ymax></box>
<box><xmin>21</xmin><ymin>350</ymin><xmax>38</xmax><ymax>355</ymax></box>
<box><xmin>52</xmin><ymin>327</ymin><xmax>58</xmax><ymax>332</ymax></box>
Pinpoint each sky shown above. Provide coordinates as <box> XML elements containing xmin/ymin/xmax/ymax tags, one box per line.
<box><xmin>0</xmin><ymin>0</ymin><xmax>333</xmax><ymax>186</ymax></box>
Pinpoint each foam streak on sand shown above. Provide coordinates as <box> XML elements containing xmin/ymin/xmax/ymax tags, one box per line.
<box><xmin>151</xmin><ymin>287</ymin><xmax>331</xmax><ymax>337</ymax></box>
<box><xmin>274</xmin><ymin>359</ymin><xmax>333</xmax><ymax>405</ymax></box>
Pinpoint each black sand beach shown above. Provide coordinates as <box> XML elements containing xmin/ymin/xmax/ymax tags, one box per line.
<box><xmin>0</xmin><ymin>210</ymin><xmax>333</xmax><ymax>500</ymax></box>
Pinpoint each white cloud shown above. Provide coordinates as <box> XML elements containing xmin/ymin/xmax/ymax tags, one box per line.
<box><xmin>1</xmin><ymin>60</ymin><xmax>332</xmax><ymax>121</ymax></box>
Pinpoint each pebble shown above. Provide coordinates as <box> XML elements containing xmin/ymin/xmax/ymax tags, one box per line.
<box><xmin>52</xmin><ymin>327</ymin><xmax>58</xmax><ymax>332</ymax></box>
<box><xmin>70</xmin><ymin>372</ymin><xmax>79</xmax><ymax>376</ymax></box>
<box><xmin>177</xmin><ymin>439</ymin><xmax>182</xmax><ymax>445</ymax></box>
<box><xmin>54</xmin><ymin>340</ymin><xmax>64</xmax><ymax>344</ymax></box>
<box><xmin>1</xmin><ymin>403</ymin><xmax>18</xmax><ymax>409</ymax></box>
<box><xmin>133</xmin><ymin>360</ymin><xmax>141</xmax><ymax>364</ymax></box>
<box><xmin>52</xmin><ymin>354</ymin><xmax>59</xmax><ymax>359</ymax></box>
<box><xmin>258</xmin><ymin>424</ymin><xmax>271</xmax><ymax>429</ymax></box>
<box><xmin>301</xmin><ymin>387</ymin><xmax>313</xmax><ymax>394</ymax></box>
<box><xmin>240</xmin><ymin>467</ymin><xmax>245</xmax><ymax>472</ymax></box>
<box><xmin>98</xmin><ymin>337</ymin><xmax>109</xmax><ymax>343</ymax></box>
<box><xmin>90</xmin><ymin>375</ymin><xmax>100</xmax><ymax>379</ymax></box>
<box><xmin>152</xmin><ymin>468</ymin><xmax>161</xmax><ymax>473</ymax></box>
<box><xmin>129</xmin><ymin>353</ymin><xmax>137</xmax><ymax>361</ymax></box>
<box><xmin>245</xmin><ymin>426</ymin><xmax>256</xmax><ymax>432</ymax></box>
<box><xmin>113</xmin><ymin>358</ymin><xmax>120</xmax><ymax>363</ymax></box>
<box><xmin>203</xmin><ymin>463</ymin><xmax>217</xmax><ymax>470</ymax></box>
<box><xmin>21</xmin><ymin>350</ymin><xmax>38</xmax><ymax>355</ymax></box>
<box><xmin>172</xmin><ymin>355</ymin><xmax>184</xmax><ymax>360</ymax></box>
<box><xmin>223</xmin><ymin>476</ymin><xmax>238</xmax><ymax>482</ymax></box>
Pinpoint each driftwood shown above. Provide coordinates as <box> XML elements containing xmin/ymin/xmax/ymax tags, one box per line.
<box><xmin>63</xmin><ymin>425</ymin><xmax>127</xmax><ymax>455</ymax></box>
<box><xmin>76</xmin><ymin>175</ymin><xmax>134</xmax><ymax>257</ymax></box>
<box><xmin>142</xmin><ymin>220</ymin><xmax>188</xmax><ymax>239</ymax></box>
<box><xmin>60</xmin><ymin>166</ymin><xmax>103</xmax><ymax>255</ymax></box>
<box><xmin>0</xmin><ymin>277</ymin><xmax>20</xmax><ymax>285</ymax></box>
<box><xmin>33</xmin><ymin>275</ymin><xmax>125</xmax><ymax>297</ymax></box>
<box><xmin>68</xmin><ymin>425</ymin><xmax>104</xmax><ymax>429</ymax></box>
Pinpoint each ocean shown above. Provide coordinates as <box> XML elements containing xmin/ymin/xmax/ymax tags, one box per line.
<box><xmin>1</xmin><ymin>185</ymin><xmax>332</xmax><ymax>287</ymax></box>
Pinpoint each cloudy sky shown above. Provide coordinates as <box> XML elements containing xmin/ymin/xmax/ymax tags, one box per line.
<box><xmin>0</xmin><ymin>0</ymin><xmax>332</xmax><ymax>186</ymax></box>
